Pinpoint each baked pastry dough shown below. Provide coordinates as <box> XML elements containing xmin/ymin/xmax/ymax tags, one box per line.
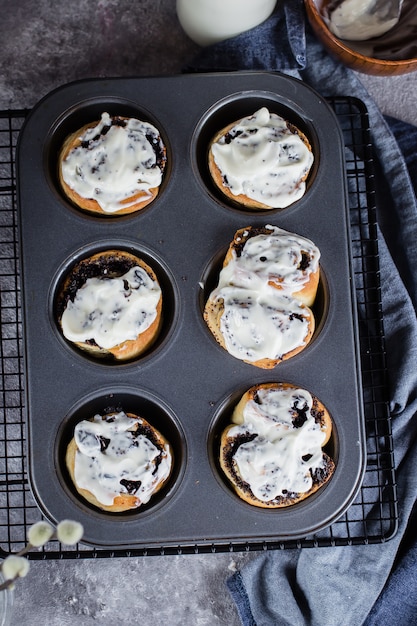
<box><xmin>208</xmin><ymin>107</ymin><xmax>313</xmax><ymax>210</ymax></box>
<box><xmin>204</xmin><ymin>292</ymin><xmax>314</xmax><ymax>369</ymax></box>
<box><xmin>56</xmin><ymin>249</ymin><xmax>162</xmax><ymax>361</ymax></box>
<box><xmin>59</xmin><ymin>112</ymin><xmax>167</xmax><ymax>216</ymax></box>
<box><xmin>66</xmin><ymin>410</ymin><xmax>173</xmax><ymax>512</ymax></box>
<box><xmin>203</xmin><ymin>225</ymin><xmax>320</xmax><ymax>368</ymax></box>
<box><xmin>219</xmin><ymin>383</ymin><xmax>335</xmax><ymax>508</ymax></box>
<box><xmin>220</xmin><ymin>225</ymin><xmax>320</xmax><ymax>307</ymax></box>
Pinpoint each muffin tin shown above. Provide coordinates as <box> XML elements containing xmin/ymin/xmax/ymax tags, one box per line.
<box><xmin>17</xmin><ymin>72</ymin><xmax>366</xmax><ymax>549</ymax></box>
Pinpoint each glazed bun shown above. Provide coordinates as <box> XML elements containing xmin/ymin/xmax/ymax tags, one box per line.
<box><xmin>222</xmin><ymin>225</ymin><xmax>320</xmax><ymax>307</ymax></box>
<box><xmin>220</xmin><ymin>383</ymin><xmax>335</xmax><ymax>508</ymax></box>
<box><xmin>66</xmin><ymin>410</ymin><xmax>173</xmax><ymax>512</ymax></box>
<box><xmin>208</xmin><ymin>107</ymin><xmax>313</xmax><ymax>210</ymax></box>
<box><xmin>203</xmin><ymin>225</ymin><xmax>320</xmax><ymax>368</ymax></box>
<box><xmin>204</xmin><ymin>294</ymin><xmax>315</xmax><ymax>369</ymax></box>
<box><xmin>56</xmin><ymin>249</ymin><xmax>162</xmax><ymax>361</ymax></box>
<box><xmin>59</xmin><ymin>112</ymin><xmax>167</xmax><ymax>216</ymax></box>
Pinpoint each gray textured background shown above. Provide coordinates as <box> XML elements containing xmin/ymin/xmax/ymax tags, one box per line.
<box><xmin>1</xmin><ymin>0</ymin><xmax>416</xmax><ymax>125</ymax></box>
<box><xmin>2</xmin><ymin>1</ymin><xmax>416</xmax><ymax>624</ymax></box>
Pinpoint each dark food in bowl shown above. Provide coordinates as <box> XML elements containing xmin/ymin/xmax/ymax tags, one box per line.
<box><xmin>305</xmin><ymin>0</ymin><xmax>417</xmax><ymax>74</ymax></box>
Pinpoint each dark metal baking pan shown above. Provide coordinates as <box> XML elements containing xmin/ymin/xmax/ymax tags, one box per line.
<box><xmin>16</xmin><ymin>72</ymin><xmax>366</xmax><ymax>548</ymax></box>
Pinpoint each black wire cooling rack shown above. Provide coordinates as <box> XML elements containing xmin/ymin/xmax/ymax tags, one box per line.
<box><xmin>0</xmin><ymin>97</ymin><xmax>398</xmax><ymax>559</ymax></box>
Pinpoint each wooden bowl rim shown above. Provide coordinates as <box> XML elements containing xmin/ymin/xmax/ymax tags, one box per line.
<box><xmin>304</xmin><ymin>0</ymin><xmax>417</xmax><ymax>71</ymax></box>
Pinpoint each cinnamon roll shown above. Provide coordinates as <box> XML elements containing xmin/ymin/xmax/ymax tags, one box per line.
<box><xmin>58</xmin><ymin>112</ymin><xmax>167</xmax><ymax>216</ymax></box>
<box><xmin>220</xmin><ymin>383</ymin><xmax>335</xmax><ymax>508</ymax></box>
<box><xmin>208</xmin><ymin>107</ymin><xmax>313</xmax><ymax>210</ymax></box>
<box><xmin>203</xmin><ymin>225</ymin><xmax>320</xmax><ymax>368</ymax></box>
<box><xmin>56</xmin><ymin>250</ymin><xmax>163</xmax><ymax>361</ymax></box>
<box><xmin>221</xmin><ymin>225</ymin><xmax>320</xmax><ymax>306</ymax></box>
<box><xmin>66</xmin><ymin>410</ymin><xmax>173</xmax><ymax>512</ymax></box>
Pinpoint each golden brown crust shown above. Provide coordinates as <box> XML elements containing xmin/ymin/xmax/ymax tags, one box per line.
<box><xmin>58</xmin><ymin>116</ymin><xmax>166</xmax><ymax>216</ymax></box>
<box><xmin>219</xmin><ymin>383</ymin><xmax>335</xmax><ymax>508</ymax></box>
<box><xmin>208</xmin><ymin>118</ymin><xmax>312</xmax><ymax>210</ymax></box>
<box><xmin>223</xmin><ymin>225</ymin><xmax>320</xmax><ymax>307</ymax></box>
<box><xmin>57</xmin><ymin>249</ymin><xmax>162</xmax><ymax>361</ymax></box>
<box><xmin>65</xmin><ymin>412</ymin><xmax>172</xmax><ymax>513</ymax></box>
<box><xmin>203</xmin><ymin>295</ymin><xmax>315</xmax><ymax>369</ymax></box>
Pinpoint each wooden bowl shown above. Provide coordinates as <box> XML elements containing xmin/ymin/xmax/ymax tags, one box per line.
<box><xmin>304</xmin><ymin>0</ymin><xmax>417</xmax><ymax>76</ymax></box>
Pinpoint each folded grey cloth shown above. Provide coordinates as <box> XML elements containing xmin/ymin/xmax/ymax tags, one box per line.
<box><xmin>187</xmin><ymin>3</ymin><xmax>417</xmax><ymax>625</ymax></box>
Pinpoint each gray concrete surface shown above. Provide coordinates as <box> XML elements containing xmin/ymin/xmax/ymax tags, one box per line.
<box><xmin>1</xmin><ymin>1</ymin><xmax>416</xmax><ymax>624</ymax></box>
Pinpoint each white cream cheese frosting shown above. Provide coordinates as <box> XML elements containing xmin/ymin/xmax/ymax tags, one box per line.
<box><xmin>61</xmin><ymin>265</ymin><xmax>161</xmax><ymax>349</ymax></box>
<box><xmin>217</xmin><ymin>285</ymin><xmax>312</xmax><ymax>362</ymax></box>
<box><xmin>209</xmin><ymin>225</ymin><xmax>319</xmax><ymax>363</ymax></box>
<box><xmin>220</xmin><ymin>225</ymin><xmax>320</xmax><ymax>293</ymax></box>
<box><xmin>327</xmin><ymin>0</ymin><xmax>402</xmax><ymax>41</ymax></box>
<box><xmin>229</xmin><ymin>386</ymin><xmax>326</xmax><ymax>501</ymax></box>
<box><xmin>73</xmin><ymin>411</ymin><xmax>172</xmax><ymax>506</ymax></box>
<box><xmin>210</xmin><ymin>107</ymin><xmax>314</xmax><ymax>208</ymax></box>
<box><xmin>61</xmin><ymin>112</ymin><xmax>165</xmax><ymax>213</ymax></box>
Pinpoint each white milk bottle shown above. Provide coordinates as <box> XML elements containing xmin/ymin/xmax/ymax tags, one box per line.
<box><xmin>176</xmin><ymin>0</ymin><xmax>278</xmax><ymax>46</ymax></box>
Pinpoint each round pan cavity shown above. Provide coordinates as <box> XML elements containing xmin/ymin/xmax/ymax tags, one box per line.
<box><xmin>207</xmin><ymin>382</ymin><xmax>338</xmax><ymax>509</ymax></box>
<box><xmin>50</xmin><ymin>240</ymin><xmax>179</xmax><ymax>365</ymax></box>
<box><xmin>191</xmin><ymin>91</ymin><xmax>320</xmax><ymax>215</ymax></box>
<box><xmin>44</xmin><ymin>97</ymin><xmax>171</xmax><ymax>219</ymax></box>
<box><xmin>55</xmin><ymin>387</ymin><xmax>187</xmax><ymax>520</ymax></box>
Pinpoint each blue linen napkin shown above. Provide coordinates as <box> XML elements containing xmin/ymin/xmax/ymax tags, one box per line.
<box><xmin>185</xmin><ymin>3</ymin><xmax>417</xmax><ymax>625</ymax></box>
